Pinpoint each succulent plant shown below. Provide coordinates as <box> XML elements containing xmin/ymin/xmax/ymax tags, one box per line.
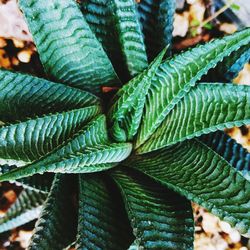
<box><xmin>0</xmin><ymin>0</ymin><xmax>249</xmax><ymax>249</ymax></box>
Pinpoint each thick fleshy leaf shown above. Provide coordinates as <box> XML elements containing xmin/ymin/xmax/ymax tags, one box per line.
<box><xmin>206</xmin><ymin>45</ymin><xmax>250</xmax><ymax>82</ymax></box>
<box><xmin>137</xmin><ymin>83</ymin><xmax>250</xmax><ymax>153</ymax></box>
<box><xmin>200</xmin><ymin>131</ymin><xmax>250</xmax><ymax>180</ymax></box>
<box><xmin>0</xmin><ymin>189</ymin><xmax>47</xmax><ymax>233</ymax></box>
<box><xmin>128</xmin><ymin>139</ymin><xmax>250</xmax><ymax>236</ymax></box>
<box><xmin>0</xmin><ymin>69</ymin><xmax>100</xmax><ymax>122</ymax></box>
<box><xmin>137</xmin><ymin>0</ymin><xmax>175</xmax><ymax>60</ymax></box>
<box><xmin>108</xmin><ymin>49</ymin><xmax>166</xmax><ymax>142</ymax></box>
<box><xmin>16</xmin><ymin>173</ymin><xmax>53</xmax><ymax>193</ymax></box>
<box><xmin>0</xmin><ymin>164</ymin><xmax>53</xmax><ymax>192</ymax></box>
<box><xmin>79</xmin><ymin>0</ymin><xmax>148</xmax><ymax>81</ymax></box>
<box><xmin>28</xmin><ymin>174</ymin><xmax>76</xmax><ymax>250</ymax></box>
<box><xmin>76</xmin><ymin>174</ymin><xmax>133</xmax><ymax>250</ymax></box>
<box><xmin>0</xmin><ymin>116</ymin><xmax>132</xmax><ymax>181</ymax></box>
<box><xmin>0</xmin><ymin>144</ymin><xmax>132</xmax><ymax>181</ymax></box>
<box><xmin>0</xmin><ymin>164</ymin><xmax>52</xmax><ymax>192</ymax></box>
<box><xmin>108</xmin><ymin>0</ymin><xmax>148</xmax><ymax>78</ymax></box>
<box><xmin>111</xmin><ymin>168</ymin><xmax>194</xmax><ymax>249</ymax></box>
<box><xmin>136</xmin><ymin>28</ymin><xmax>250</xmax><ymax>147</ymax></box>
<box><xmin>0</xmin><ymin>106</ymin><xmax>101</xmax><ymax>163</ymax></box>
<box><xmin>19</xmin><ymin>0</ymin><xmax>120</xmax><ymax>93</ymax></box>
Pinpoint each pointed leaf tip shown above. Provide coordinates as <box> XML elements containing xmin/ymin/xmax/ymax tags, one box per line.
<box><xmin>136</xmin><ymin>28</ymin><xmax>250</xmax><ymax>148</ymax></box>
<box><xmin>108</xmin><ymin>48</ymin><xmax>166</xmax><ymax>142</ymax></box>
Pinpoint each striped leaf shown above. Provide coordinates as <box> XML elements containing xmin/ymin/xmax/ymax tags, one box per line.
<box><xmin>107</xmin><ymin>0</ymin><xmax>148</xmax><ymax>78</ymax></box>
<box><xmin>137</xmin><ymin>83</ymin><xmax>250</xmax><ymax>153</ymax></box>
<box><xmin>200</xmin><ymin>131</ymin><xmax>250</xmax><ymax>180</ymax></box>
<box><xmin>19</xmin><ymin>0</ymin><xmax>120</xmax><ymax>94</ymax></box>
<box><xmin>76</xmin><ymin>174</ymin><xmax>133</xmax><ymax>250</ymax></box>
<box><xmin>205</xmin><ymin>45</ymin><xmax>250</xmax><ymax>82</ymax></box>
<box><xmin>0</xmin><ymin>106</ymin><xmax>101</xmax><ymax>163</ymax></box>
<box><xmin>17</xmin><ymin>174</ymin><xmax>54</xmax><ymax>193</ymax></box>
<box><xmin>128</xmin><ymin>139</ymin><xmax>250</xmax><ymax>236</ymax></box>
<box><xmin>136</xmin><ymin>28</ymin><xmax>250</xmax><ymax>147</ymax></box>
<box><xmin>0</xmin><ymin>69</ymin><xmax>100</xmax><ymax>122</ymax></box>
<box><xmin>108</xmin><ymin>49</ymin><xmax>166</xmax><ymax>142</ymax></box>
<box><xmin>137</xmin><ymin>0</ymin><xmax>175</xmax><ymax>60</ymax></box>
<box><xmin>0</xmin><ymin>164</ymin><xmax>53</xmax><ymax>193</ymax></box>
<box><xmin>0</xmin><ymin>189</ymin><xmax>47</xmax><ymax>233</ymax></box>
<box><xmin>28</xmin><ymin>175</ymin><xmax>77</xmax><ymax>250</ymax></box>
<box><xmin>0</xmin><ymin>116</ymin><xmax>132</xmax><ymax>181</ymax></box>
<box><xmin>111</xmin><ymin>168</ymin><xmax>194</xmax><ymax>249</ymax></box>
<box><xmin>79</xmin><ymin>0</ymin><xmax>148</xmax><ymax>81</ymax></box>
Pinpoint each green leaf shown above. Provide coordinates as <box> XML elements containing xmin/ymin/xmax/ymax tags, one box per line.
<box><xmin>0</xmin><ymin>164</ymin><xmax>53</xmax><ymax>193</ymax></box>
<box><xmin>0</xmin><ymin>69</ymin><xmax>100</xmax><ymax>122</ymax></box>
<box><xmin>28</xmin><ymin>174</ymin><xmax>77</xmax><ymax>250</ymax></box>
<box><xmin>79</xmin><ymin>0</ymin><xmax>148</xmax><ymax>81</ymax></box>
<box><xmin>128</xmin><ymin>139</ymin><xmax>250</xmax><ymax>236</ymax></box>
<box><xmin>203</xmin><ymin>23</ymin><xmax>213</xmax><ymax>30</ymax></box>
<box><xmin>137</xmin><ymin>83</ymin><xmax>250</xmax><ymax>153</ymax></box>
<box><xmin>221</xmin><ymin>45</ymin><xmax>250</xmax><ymax>81</ymax></box>
<box><xmin>200</xmin><ymin>131</ymin><xmax>250</xmax><ymax>180</ymax></box>
<box><xmin>19</xmin><ymin>0</ymin><xmax>120</xmax><ymax>94</ymax></box>
<box><xmin>136</xmin><ymin>28</ymin><xmax>250</xmax><ymax>147</ymax></box>
<box><xmin>224</xmin><ymin>47</ymin><xmax>250</xmax><ymax>80</ymax></box>
<box><xmin>230</xmin><ymin>3</ymin><xmax>240</xmax><ymax>11</ymax></box>
<box><xmin>0</xmin><ymin>106</ymin><xmax>101</xmax><ymax>163</ymax></box>
<box><xmin>108</xmin><ymin>0</ymin><xmax>148</xmax><ymax>78</ymax></box>
<box><xmin>0</xmin><ymin>144</ymin><xmax>131</xmax><ymax>180</ymax></box>
<box><xmin>190</xmin><ymin>19</ymin><xmax>200</xmax><ymax>27</ymax></box>
<box><xmin>0</xmin><ymin>189</ymin><xmax>47</xmax><ymax>233</ymax></box>
<box><xmin>137</xmin><ymin>0</ymin><xmax>175</xmax><ymax>60</ymax></box>
<box><xmin>0</xmin><ymin>116</ymin><xmax>132</xmax><ymax>181</ymax></box>
<box><xmin>76</xmin><ymin>174</ymin><xmax>134</xmax><ymax>250</ymax></box>
<box><xmin>205</xmin><ymin>45</ymin><xmax>250</xmax><ymax>82</ymax></box>
<box><xmin>108</xmin><ymin>48</ymin><xmax>166</xmax><ymax>142</ymax></box>
<box><xmin>111</xmin><ymin>168</ymin><xmax>194</xmax><ymax>249</ymax></box>
<box><xmin>17</xmin><ymin>174</ymin><xmax>54</xmax><ymax>193</ymax></box>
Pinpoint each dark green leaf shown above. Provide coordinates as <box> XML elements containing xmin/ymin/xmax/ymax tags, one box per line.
<box><xmin>128</xmin><ymin>139</ymin><xmax>250</xmax><ymax>236</ymax></box>
<box><xmin>17</xmin><ymin>174</ymin><xmax>54</xmax><ymax>193</ymax></box>
<box><xmin>0</xmin><ymin>189</ymin><xmax>47</xmax><ymax>233</ymax></box>
<box><xmin>137</xmin><ymin>83</ymin><xmax>250</xmax><ymax>153</ymax></box>
<box><xmin>136</xmin><ymin>28</ymin><xmax>250</xmax><ymax>147</ymax></box>
<box><xmin>79</xmin><ymin>0</ymin><xmax>148</xmax><ymax>81</ymax></box>
<box><xmin>28</xmin><ymin>174</ymin><xmax>77</xmax><ymax>250</ymax></box>
<box><xmin>0</xmin><ymin>69</ymin><xmax>100</xmax><ymax>122</ymax></box>
<box><xmin>0</xmin><ymin>164</ymin><xmax>53</xmax><ymax>193</ymax></box>
<box><xmin>0</xmin><ymin>106</ymin><xmax>101</xmax><ymax>163</ymax></box>
<box><xmin>19</xmin><ymin>0</ymin><xmax>120</xmax><ymax>94</ymax></box>
<box><xmin>200</xmin><ymin>131</ymin><xmax>250</xmax><ymax>180</ymax></box>
<box><xmin>108</xmin><ymin>0</ymin><xmax>148</xmax><ymax>78</ymax></box>
<box><xmin>137</xmin><ymin>0</ymin><xmax>175</xmax><ymax>60</ymax></box>
<box><xmin>108</xmin><ymin>49</ymin><xmax>166</xmax><ymax>142</ymax></box>
<box><xmin>111</xmin><ymin>168</ymin><xmax>194</xmax><ymax>249</ymax></box>
<box><xmin>205</xmin><ymin>45</ymin><xmax>250</xmax><ymax>82</ymax></box>
<box><xmin>0</xmin><ymin>115</ymin><xmax>132</xmax><ymax>181</ymax></box>
<box><xmin>76</xmin><ymin>174</ymin><xmax>133</xmax><ymax>250</ymax></box>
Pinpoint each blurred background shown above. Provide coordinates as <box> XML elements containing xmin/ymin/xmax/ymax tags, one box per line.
<box><xmin>0</xmin><ymin>0</ymin><xmax>249</xmax><ymax>249</ymax></box>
